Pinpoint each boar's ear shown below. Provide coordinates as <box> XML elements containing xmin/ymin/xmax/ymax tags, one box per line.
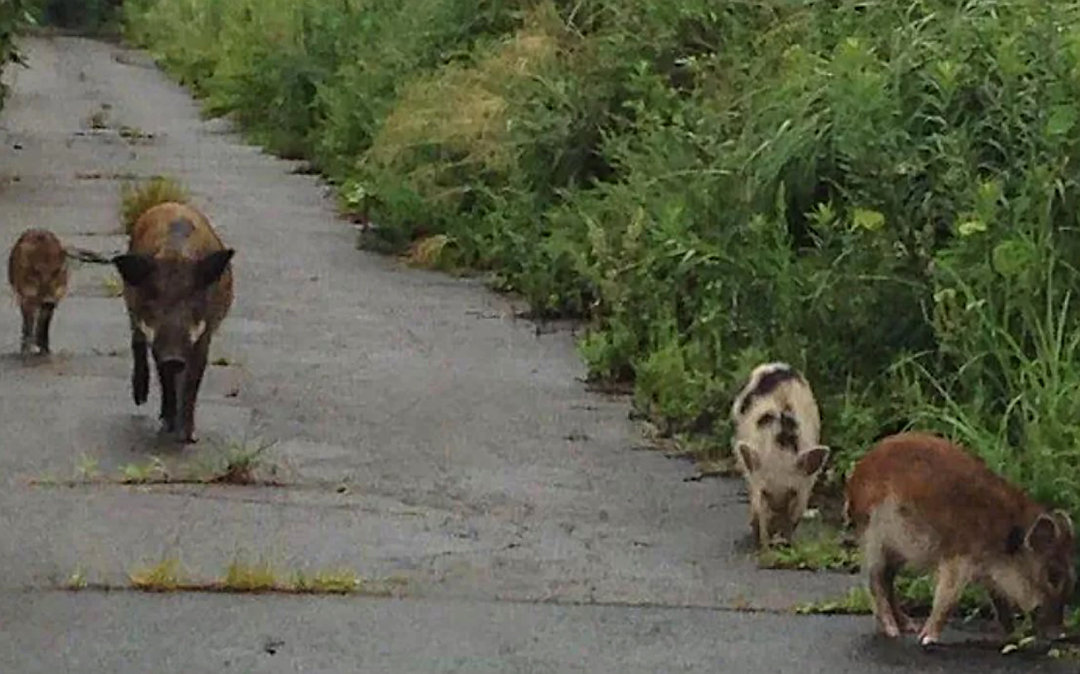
<box><xmin>796</xmin><ymin>445</ymin><xmax>830</xmax><ymax>476</ymax></box>
<box><xmin>1025</xmin><ymin>513</ymin><xmax>1061</xmax><ymax>554</ymax></box>
<box><xmin>736</xmin><ymin>441</ymin><xmax>759</xmax><ymax>473</ymax></box>
<box><xmin>194</xmin><ymin>249</ymin><xmax>234</xmax><ymax>289</ymax></box>
<box><xmin>1051</xmin><ymin>509</ymin><xmax>1075</xmax><ymax>540</ymax></box>
<box><xmin>112</xmin><ymin>253</ymin><xmax>155</xmax><ymax>287</ymax></box>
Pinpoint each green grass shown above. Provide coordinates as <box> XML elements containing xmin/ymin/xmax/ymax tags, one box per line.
<box><xmin>757</xmin><ymin>529</ymin><xmax>858</xmax><ymax>574</ymax></box>
<box><xmin>122</xmin><ymin>556</ymin><xmax>401</xmax><ymax>596</ymax></box>
<box><xmin>119</xmin><ymin>175</ymin><xmax>189</xmax><ymax>234</ymax></box>
<box><xmin>794</xmin><ymin>574</ymin><xmax>990</xmax><ymax>622</ymax></box>
<box><xmin>120</xmin><ymin>0</ymin><xmax>1080</xmax><ymax>575</ymax></box>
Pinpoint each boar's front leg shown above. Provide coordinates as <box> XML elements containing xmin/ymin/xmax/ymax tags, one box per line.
<box><xmin>130</xmin><ymin>321</ymin><xmax>149</xmax><ymax>405</ymax></box>
<box><xmin>178</xmin><ymin>336</ymin><xmax>210</xmax><ymax>444</ymax></box>
<box><xmin>156</xmin><ymin>357</ymin><xmax>179</xmax><ymax>434</ymax></box>
<box><xmin>988</xmin><ymin>588</ymin><xmax>1016</xmax><ymax>636</ymax></box>
<box><xmin>918</xmin><ymin>558</ymin><xmax>974</xmax><ymax>647</ymax></box>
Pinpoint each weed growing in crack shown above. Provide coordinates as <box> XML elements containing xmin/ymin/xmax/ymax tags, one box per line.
<box><xmin>795</xmin><ymin>573</ymin><xmax>989</xmax><ymax>621</ymax></box>
<box><xmin>292</xmin><ymin>568</ymin><xmax>363</xmax><ymax>594</ymax></box>
<box><xmin>757</xmin><ymin>529</ymin><xmax>859</xmax><ymax>573</ymax></box>
<box><xmin>207</xmin><ymin>438</ymin><xmax>278</xmax><ymax>485</ymax></box>
<box><xmin>65</xmin><ymin>567</ymin><xmax>88</xmax><ymax>591</ymax></box>
<box><xmin>40</xmin><ymin>437</ymin><xmax>282</xmax><ymax>487</ymax></box>
<box><xmin>119</xmin><ymin>456</ymin><xmax>168</xmax><ymax>484</ymax></box>
<box><xmin>74</xmin><ymin>453</ymin><xmax>101</xmax><ymax>481</ymax></box>
<box><xmin>102</xmin><ymin>273</ymin><xmax>123</xmax><ymax>297</ymax></box>
<box><xmin>129</xmin><ymin>557</ymin><xmax>183</xmax><ymax>592</ymax></box>
<box><xmin>87</xmin><ymin>109</ymin><xmax>108</xmax><ymax>129</ymax></box>
<box><xmin>222</xmin><ymin>559</ymin><xmax>277</xmax><ymax>592</ymax></box>
<box><xmin>122</xmin><ymin>558</ymin><xmax>395</xmax><ymax>596</ymax></box>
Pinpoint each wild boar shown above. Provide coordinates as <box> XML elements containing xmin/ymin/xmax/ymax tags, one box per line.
<box><xmin>112</xmin><ymin>201</ymin><xmax>234</xmax><ymax>444</ymax></box>
<box><xmin>730</xmin><ymin>362</ymin><xmax>831</xmax><ymax>547</ymax></box>
<box><xmin>845</xmin><ymin>431</ymin><xmax>1075</xmax><ymax>646</ymax></box>
<box><xmin>7</xmin><ymin>228</ymin><xmax>69</xmax><ymax>355</ymax></box>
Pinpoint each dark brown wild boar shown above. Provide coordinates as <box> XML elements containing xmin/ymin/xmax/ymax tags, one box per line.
<box><xmin>845</xmin><ymin>431</ymin><xmax>1075</xmax><ymax>647</ymax></box>
<box><xmin>112</xmin><ymin>201</ymin><xmax>234</xmax><ymax>443</ymax></box>
<box><xmin>8</xmin><ymin>228</ymin><xmax>69</xmax><ymax>355</ymax></box>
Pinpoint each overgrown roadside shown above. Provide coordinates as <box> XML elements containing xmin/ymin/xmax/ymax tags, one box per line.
<box><xmin>115</xmin><ymin>0</ymin><xmax>1080</xmax><ymax>562</ymax></box>
<box><xmin>0</xmin><ymin>18</ymin><xmax>1077</xmax><ymax>672</ymax></box>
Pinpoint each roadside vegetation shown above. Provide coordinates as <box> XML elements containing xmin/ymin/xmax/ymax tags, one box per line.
<box><xmin>0</xmin><ymin>0</ymin><xmax>37</xmax><ymax>109</ymax></box>
<box><xmin>119</xmin><ymin>0</ymin><xmax>1080</xmax><ymax>572</ymax></box>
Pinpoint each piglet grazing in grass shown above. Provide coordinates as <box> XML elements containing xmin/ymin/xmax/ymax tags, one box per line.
<box><xmin>845</xmin><ymin>431</ymin><xmax>1075</xmax><ymax>647</ymax></box>
<box><xmin>8</xmin><ymin>228</ymin><xmax>69</xmax><ymax>355</ymax></box>
<box><xmin>731</xmin><ymin>362</ymin><xmax>831</xmax><ymax>547</ymax></box>
<box><xmin>112</xmin><ymin>201</ymin><xmax>234</xmax><ymax>444</ymax></box>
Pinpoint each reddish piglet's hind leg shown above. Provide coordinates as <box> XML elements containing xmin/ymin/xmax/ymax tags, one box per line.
<box><xmin>19</xmin><ymin>302</ymin><xmax>34</xmax><ymax>354</ymax></box>
<box><xmin>35</xmin><ymin>303</ymin><xmax>54</xmax><ymax>354</ymax></box>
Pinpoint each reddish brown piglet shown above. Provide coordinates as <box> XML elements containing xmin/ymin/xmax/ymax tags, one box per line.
<box><xmin>8</xmin><ymin>228</ymin><xmax>69</xmax><ymax>355</ymax></box>
<box><xmin>845</xmin><ymin>431</ymin><xmax>1075</xmax><ymax>647</ymax></box>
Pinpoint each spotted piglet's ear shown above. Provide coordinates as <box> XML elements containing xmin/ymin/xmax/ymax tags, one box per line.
<box><xmin>796</xmin><ymin>445</ymin><xmax>830</xmax><ymax>476</ymax></box>
<box><xmin>737</xmin><ymin>441</ymin><xmax>759</xmax><ymax>473</ymax></box>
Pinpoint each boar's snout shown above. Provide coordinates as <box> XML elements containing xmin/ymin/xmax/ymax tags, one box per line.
<box><xmin>158</xmin><ymin>357</ymin><xmax>186</xmax><ymax>375</ymax></box>
<box><xmin>40</xmin><ymin>300</ymin><xmax>56</xmax><ymax>310</ymax></box>
<box><xmin>1033</xmin><ymin>603</ymin><xmax>1069</xmax><ymax>641</ymax></box>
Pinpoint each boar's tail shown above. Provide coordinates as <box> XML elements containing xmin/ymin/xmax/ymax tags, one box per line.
<box><xmin>65</xmin><ymin>247</ymin><xmax>121</xmax><ymax>265</ymax></box>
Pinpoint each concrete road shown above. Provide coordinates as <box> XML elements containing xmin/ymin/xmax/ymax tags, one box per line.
<box><xmin>0</xmin><ymin>36</ymin><xmax>1069</xmax><ymax>672</ymax></box>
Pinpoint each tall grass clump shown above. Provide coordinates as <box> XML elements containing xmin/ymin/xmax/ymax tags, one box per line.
<box><xmin>121</xmin><ymin>0</ymin><xmax>1080</xmax><ymax>531</ymax></box>
<box><xmin>0</xmin><ymin>0</ymin><xmax>37</xmax><ymax>108</ymax></box>
<box><xmin>119</xmin><ymin>176</ymin><xmax>190</xmax><ymax>234</ymax></box>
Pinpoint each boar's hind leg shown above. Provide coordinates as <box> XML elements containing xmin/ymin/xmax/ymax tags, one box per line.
<box><xmin>19</xmin><ymin>302</ymin><xmax>34</xmax><ymax>354</ymax></box>
<box><xmin>178</xmin><ymin>337</ymin><xmax>210</xmax><ymax>444</ymax></box>
<box><xmin>130</xmin><ymin>322</ymin><xmax>149</xmax><ymax>405</ymax></box>
<box><xmin>881</xmin><ymin>555</ymin><xmax>921</xmax><ymax>634</ymax></box>
<box><xmin>865</xmin><ymin>543</ymin><xmax>903</xmax><ymax>638</ymax></box>
<box><xmin>918</xmin><ymin>558</ymin><xmax>973</xmax><ymax>647</ymax></box>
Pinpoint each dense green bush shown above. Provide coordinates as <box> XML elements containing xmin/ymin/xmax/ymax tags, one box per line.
<box><xmin>0</xmin><ymin>0</ymin><xmax>37</xmax><ymax>109</ymax></box>
<box><xmin>123</xmin><ymin>0</ymin><xmax>1080</xmax><ymax>518</ymax></box>
<box><xmin>36</xmin><ymin>0</ymin><xmax>121</xmax><ymax>32</ymax></box>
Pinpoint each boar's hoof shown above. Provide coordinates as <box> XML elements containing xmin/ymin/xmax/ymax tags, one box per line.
<box><xmin>133</xmin><ymin>381</ymin><xmax>148</xmax><ymax>405</ymax></box>
<box><xmin>917</xmin><ymin>632</ymin><xmax>940</xmax><ymax>649</ymax></box>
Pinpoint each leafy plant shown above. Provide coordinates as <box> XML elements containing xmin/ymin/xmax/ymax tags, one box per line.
<box><xmin>123</xmin><ymin>0</ymin><xmax>1080</xmax><ymax>576</ymax></box>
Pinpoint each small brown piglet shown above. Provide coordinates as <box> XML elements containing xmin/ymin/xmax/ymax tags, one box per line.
<box><xmin>845</xmin><ymin>431</ymin><xmax>1075</xmax><ymax>647</ymax></box>
<box><xmin>7</xmin><ymin>228</ymin><xmax>69</xmax><ymax>355</ymax></box>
